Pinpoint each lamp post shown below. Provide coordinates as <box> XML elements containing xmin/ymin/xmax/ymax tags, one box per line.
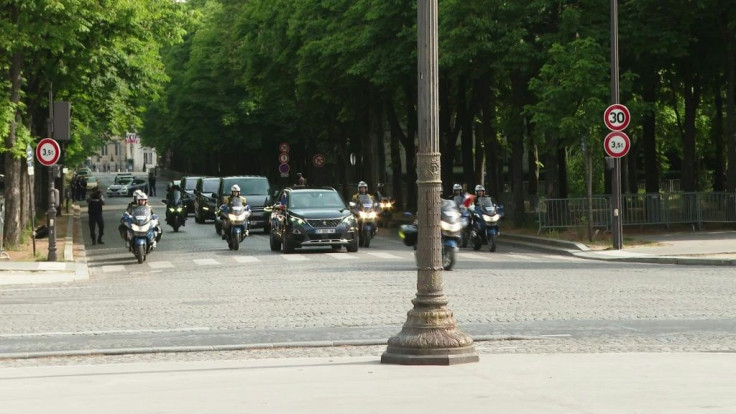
<box><xmin>381</xmin><ymin>0</ymin><xmax>478</xmax><ymax>365</ymax></box>
<box><xmin>610</xmin><ymin>0</ymin><xmax>623</xmax><ymax>249</ymax></box>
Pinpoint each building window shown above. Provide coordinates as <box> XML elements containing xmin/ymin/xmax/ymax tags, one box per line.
<box><xmin>101</xmin><ymin>145</ymin><xmax>108</xmax><ymax>156</ymax></box>
<box><xmin>115</xmin><ymin>142</ymin><xmax>120</xmax><ymax>156</ymax></box>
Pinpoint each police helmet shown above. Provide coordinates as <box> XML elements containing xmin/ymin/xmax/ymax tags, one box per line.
<box><xmin>453</xmin><ymin>183</ymin><xmax>462</xmax><ymax>191</ymax></box>
<box><xmin>358</xmin><ymin>181</ymin><xmax>368</xmax><ymax>189</ymax></box>
<box><xmin>231</xmin><ymin>184</ymin><xmax>241</xmax><ymax>193</ymax></box>
<box><xmin>474</xmin><ymin>185</ymin><xmax>485</xmax><ymax>193</ymax></box>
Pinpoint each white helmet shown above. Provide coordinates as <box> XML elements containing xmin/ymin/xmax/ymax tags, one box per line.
<box><xmin>358</xmin><ymin>181</ymin><xmax>367</xmax><ymax>189</ymax></box>
<box><xmin>453</xmin><ymin>184</ymin><xmax>462</xmax><ymax>191</ymax></box>
<box><xmin>474</xmin><ymin>185</ymin><xmax>485</xmax><ymax>193</ymax></box>
<box><xmin>137</xmin><ymin>193</ymin><xmax>148</xmax><ymax>202</ymax></box>
<box><xmin>231</xmin><ymin>184</ymin><xmax>240</xmax><ymax>192</ymax></box>
<box><xmin>133</xmin><ymin>189</ymin><xmax>144</xmax><ymax>200</ymax></box>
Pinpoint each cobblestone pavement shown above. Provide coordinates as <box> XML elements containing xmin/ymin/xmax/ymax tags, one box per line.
<box><xmin>1</xmin><ymin>202</ymin><xmax>735</xmax><ymax>363</ymax></box>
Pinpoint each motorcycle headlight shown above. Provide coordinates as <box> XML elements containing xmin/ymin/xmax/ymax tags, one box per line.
<box><xmin>228</xmin><ymin>213</ymin><xmax>246</xmax><ymax>221</ymax></box>
<box><xmin>358</xmin><ymin>211</ymin><xmax>368</xmax><ymax>219</ymax></box>
<box><xmin>367</xmin><ymin>212</ymin><xmax>377</xmax><ymax>219</ymax></box>
<box><xmin>168</xmin><ymin>208</ymin><xmax>175</xmax><ymax>212</ymax></box>
<box><xmin>131</xmin><ymin>223</ymin><xmax>148</xmax><ymax>232</ymax></box>
<box><xmin>176</xmin><ymin>207</ymin><xmax>183</xmax><ymax>212</ymax></box>
<box><xmin>484</xmin><ymin>214</ymin><xmax>498</xmax><ymax>223</ymax></box>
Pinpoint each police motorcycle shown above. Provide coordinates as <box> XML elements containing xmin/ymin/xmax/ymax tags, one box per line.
<box><xmin>350</xmin><ymin>194</ymin><xmax>379</xmax><ymax>248</ymax></box>
<box><xmin>163</xmin><ymin>187</ymin><xmax>187</xmax><ymax>232</ymax></box>
<box><xmin>377</xmin><ymin>196</ymin><xmax>394</xmax><ymax>228</ymax></box>
<box><xmin>219</xmin><ymin>197</ymin><xmax>252</xmax><ymax>251</ymax></box>
<box><xmin>470</xmin><ymin>196</ymin><xmax>504</xmax><ymax>252</ymax></box>
<box><xmin>451</xmin><ymin>194</ymin><xmax>472</xmax><ymax>248</ymax></box>
<box><xmin>121</xmin><ymin>196</ymin><xmax>160</xmax><ymax>264</ymax></box>
<box><xmin>398</xmin><ymin>199</ymin><xmax>463</xmax><ymax>270</ymax></box>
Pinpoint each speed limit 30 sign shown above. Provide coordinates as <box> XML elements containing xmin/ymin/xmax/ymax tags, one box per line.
<box><xmin>604</xmin><ymin>131</ymin><xmax>630</xmax><ymax>158</ymax></box>
<box><xmin>36</xmin><ymin>138</ymin><xmax>61</xmax><ymax>166</ymax></box>
<box><xmin>604</xmin><ymin>104</ymin><xmax>630</xmax><ymax>131</ymax></box>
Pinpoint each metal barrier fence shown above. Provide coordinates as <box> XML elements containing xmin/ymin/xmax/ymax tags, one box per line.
<box><xmin>538</xmin><ymin>192</ymin><xmax>736</xmax><ymax>233</ymax></box>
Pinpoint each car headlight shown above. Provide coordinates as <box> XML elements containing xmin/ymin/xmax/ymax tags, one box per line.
<box><xmin>289</xmin><ymin>216</ymin><xmax>306</xmax><ymax>226</ymax></box>
<box><xmin>341</xmin><ymin>215</ymin><xmax>354</xmax><ymax>224</ymax></box>
<box><xmin>203</xmin><ymin>206</ymin><xmax>209</xmax><ymax>211</ymax></box>
<box><xmin>120</xmin><ymin>186</ymin><xmax>128</xmax><ymax>192</ymax></box>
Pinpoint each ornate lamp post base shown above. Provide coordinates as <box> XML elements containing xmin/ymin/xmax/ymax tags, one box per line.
<box><xmin>381</xmin><ymin>296</ymin><xmax>479</xmax><ymax>365</ymax></box>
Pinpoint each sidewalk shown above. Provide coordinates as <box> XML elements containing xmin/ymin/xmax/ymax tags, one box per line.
<box><xmin>1</xmin><ymin>353</ymin><xmax>734</xmax><ymax>413</ymax></box>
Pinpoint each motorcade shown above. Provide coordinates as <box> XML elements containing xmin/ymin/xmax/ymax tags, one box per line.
<box><xmin>163</xmin><ymin>187</ymin><xmax>187</xmax><ymax>232</ymax></box>
<box><xmin>194</xmin><ymin>177</ymin><xmax>221</xmax><ymax>223</ymax></box>
<box><xmin>219</xmin><ymin>196</ymin><xmax>251</xmax><ymax>250</ymax></box>
<box><xmin>114</xmin><ymin>173</ymin><xmax>134</xmax><ymax>184</ymax></box>
<box><xmin>398</xmin><ymin>199</ymin><xmax>463</xmax><ymax>270</ymax></box>
<box><xmin>179</xmin><ymin>176</ymin><xmax>201</xmax><ymax>215</ymax></box>
<box><xmin>214</xmin><ymin>176</ymin><xmax>273</xmax><ymax>235</ymax></box>
<box><xmin>106</xmin><ymin>177</ymin><xmax>148</xmax><ymax>197</ymax></box>
<box><xmin>75</xmin><ymin>167</ymin><xmax>92</xmax><ymax>177</ymax></box>
<box><xmin>350</xmin><ymin>194</ymin><xmax>379</xmax><ymax>247</ymax></box>
<box><xmin>269</xmin><ymin>187</ymin><xmax>358</xmax><ymax>253</ymax></box>
<box><xmin>121</xmin><ymin>204</ymin><xmax>160</xmax><ymax>263</ymax></box>
<box><xmin>469</xmin><ymin>196</ymin><xmax>504</xmax><ymax>252</ymax></box>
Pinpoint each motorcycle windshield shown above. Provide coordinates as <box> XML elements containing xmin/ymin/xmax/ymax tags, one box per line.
<box><xmin>229</xmin><ymin>197</ymin><xmax>246</xmax><ymax>214</ymax></box>
<box><xmin>358</xmin><ymin>194</ymin><xmax>374</xmax><ymax>210</ymax></box>
<box><xmin>168</xmin><ymin>190</ymin><xmax>183</xmax><ymax>206</ymax></box>
<box><xmin>477</xmin><ymin>196</ymin><xmax>496</xmax><ymax>215</ymax></box>
<box><xmin>131</xmin><ymin>205</ymin><xmax>152</xmax><ymax>225</ymax></box>
<box><xmin>452</xmin><ymin>195</ymin><xmax>465</xmax><ymax>206</ymax></box>
<box><xmin>441</xmin><ymin>199</ymin><xmax>461</xmax><ymax>223</ymax></box>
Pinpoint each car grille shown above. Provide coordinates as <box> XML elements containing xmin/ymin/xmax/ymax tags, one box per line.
<box><xmin>307</xmin><ymin>218</ymin><xmax>343</xmax><ymax>228</ymax></box>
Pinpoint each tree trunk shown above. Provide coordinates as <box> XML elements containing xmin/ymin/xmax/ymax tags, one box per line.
<box><xmin>4</xmin><ymin>50</ymin><xmax>24</xmax><ymax>247</ymax></box>
<box><xmin>483</xmin><ymin>85</ymin><xmax>499</xmax><ymax>197</ymax></box>
<box><xmin>642</xmin><ymin>67</ymin><xmax>659</xmax><ymax>193</ymax></box>
<box><xmin>681</xmin><ymin>68</ymin><xmax>701</xmax><ymax>192</ymax></box>
<box><xmin>713</xmin><ymin>84</ymin><xmax>725</xmax><ymax>192</ymax></box>
<box><xmin>545</xmin><ymin>133</ymin><xmax>559</xmax><ymax>198</ymax></box>
<box><xmin>727</xmin><ymin>37</ymin><xmax>736</xmax><ymax>193</ymax></box>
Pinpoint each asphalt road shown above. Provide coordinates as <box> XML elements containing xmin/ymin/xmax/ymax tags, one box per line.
<box><xmin>1</xmin><ymin>175</ymin><xmax>735</xmax><ymax>360</ymax></box>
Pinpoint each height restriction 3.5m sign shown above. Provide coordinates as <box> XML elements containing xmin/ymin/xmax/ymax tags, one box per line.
<box><xmin>603</xmin><ymin>131</ymin><xmax>630</xmax><ymax>158</ymax></box>
<box><xmin>36</xmin><ymin>138</ymin><xmax>61</xmax><ymax>166</ymax></box>
<box><xmin>603</xmin><ymin>104</ymin><xmax>630</xmax><ymax>131</ymax></box>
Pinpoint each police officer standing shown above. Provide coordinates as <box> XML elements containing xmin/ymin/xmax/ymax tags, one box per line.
<box><xmin>87</xmin><ymin>186</ymin><xmax>105</xmax><ymax>245</ymax></box>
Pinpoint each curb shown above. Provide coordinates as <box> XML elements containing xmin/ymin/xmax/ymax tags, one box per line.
<box><xmin>0</xmin><ymin>335</ymin><xmax>539</xmax><ymax>361</ymax></box>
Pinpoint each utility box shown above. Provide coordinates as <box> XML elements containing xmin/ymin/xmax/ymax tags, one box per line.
<box><xmin>53</xmin><ymin>101</ymin><xmax>71</xmax><ymax>141</ymax></box>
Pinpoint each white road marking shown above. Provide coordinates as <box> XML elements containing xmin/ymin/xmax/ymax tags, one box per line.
<box><xmin>281</xmin><ymin>254</ymin><xmax>309</xmax><ymax>261</ymax></box>
<box><xmin>364</xmin><ymin>252</ymin><xmax>402</xmax><ymax>259</ymax></box>
<box><xmin>325</xmin><ymin>253</ymin><xmax>358</xmax><ymax>260</ymax></box>
<box><xmin>102</xmin><ymin>265</ymin><xmax>126</xmax><ymax>273</ymax></box>
<box><xmin>148</xmin><ymin>261</ymin><xmax>174</xmax><ymax>269</ymax></box>
<box><xmin>233</xmin><ymin>256</ymin><xmax>261</xmax><ymax>263</ymax></box>
<box><xmin>0</xmin><ymin>327</ymin><xmax>212</xmax><ymax>338</ymax></box>
<box><xmin>194</xmin><ymin>258</ymin><xmax>220</xmax><ymax>266</ymax></box>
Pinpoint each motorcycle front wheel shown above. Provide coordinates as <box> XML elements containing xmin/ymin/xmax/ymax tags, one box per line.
<box><xmin>135</xmin><ymin>244</ymin><xmax>145</xmax><ymax>264</ymax></box>
<box><xmin>441</xmin><ymin>245</ymin><xmax>455</xmax><ymax>270</ymax></box>
<box><xmin>362</xmin><ymin>229</ymin><xmax>371</xmax><ymax>248</ymax></box>
<box><xmin>231</xmin><ymin>234</ymin><xmax>240</xmax><ymax>251</ymax></box>
<box><xmin>489</xmin><ymin>233</ymin><xmax>497</xmax><ymax>252</ymax></box>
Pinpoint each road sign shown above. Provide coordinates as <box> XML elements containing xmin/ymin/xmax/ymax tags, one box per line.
<box><xmin>279</xmin><ymin>142</ymin><xmax>290</xmax><ymax>153</ymax></box>
<box><xmin>313</xmin><ymin>153</ymin><xmax>326</xmax><ymax>168</ymax></box>
<box><xmin>278</xmin><ymin>152</ymin><xmax>290</xmax><ymax>164</ymax></box>
<box><xmin>278</xmin><ymin>162</ymin><xmax>290</xmax><ymax>174</ymax></box>
<box><xmin>36</xmin><ymin>138</ymin><xmax>61</xmax><ymax>166</ymax></box>
<box><xmin>604</xmin><ymin>104</ymin><xmax>630</xmax><ymax>131</ymax></box>
<box><xmin>603</xmin><ymin>131</ymin><xmax>630</xmax><ymax>158</ymax></box>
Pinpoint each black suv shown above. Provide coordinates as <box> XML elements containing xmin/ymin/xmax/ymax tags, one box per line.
<box><xmin>269</xmin><ymin>187</ymin><xmax>358</xmax><ymax>253</ymax></box>
<box><xmin>179</xmin><ymin>176</ymin><xmax>201</xmax><ymax>214</ymax></box>
<box><xmin>215</xmin><ymin>176</ymin><xmax>273</xmax><ymax>234</ymax></box>
<box><xmin>194</xmin><ymin>177</ymin><xmax>221</xmax><ymax>223</ymax></box>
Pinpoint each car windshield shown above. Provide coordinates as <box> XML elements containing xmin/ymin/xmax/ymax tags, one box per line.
<box><xmin>224</xmin><ymin>179</ymin><xmax>269</xmax><ymax>196</ymax></box>
<box><xmin>290</xmin><ymin>191</ymin><xmax>345</xmax><ymax>209</ymax></box>
<box><xmin>184</xmin><ymin>179</ymin><xmax>198</xmax><ymax>191</ymax></box>
<box><xmin>203</xmin><ymin>179</ymin><xmax>219</xmax><ymax>193</ymax></box>
<box><xmin>115</xmin><ymin>176</ymin><xmax>133</xmax><ymax>184</ymax></box>
<box><xmin>117</xmin><ymin>178</ymin><xmax>133</xmax><ymax>185</ymax></box>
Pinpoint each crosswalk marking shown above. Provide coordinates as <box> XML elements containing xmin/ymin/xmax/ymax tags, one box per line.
<box><xmin>364</xmin><ymin>252</ymin><xmax>402</xmax><ymax>259</ymax></box>
<box><xmin>193</xmin><ymin>258</ymin><xmax>220</xmax><ymax>266</ymax></box>
<box><xmin>458</xmin><ymin>252</ymin><xmax>488</xmax><ymax>260</ymax></box>
<box><xmin>325</xmin><ymin>253</ymin><xmax>358</xmax><ymax>260</ymax></box>
<box><xmin>281</xmin><ymin>254</ymin><xmax>308</xmax><ymax>261</ymax></box>
<box><xmin>233</xmin><ymin>256</ymin><xmax>261</xmax><ymax>263</ymax></box>
<box><xmin>102</xmin><ymin>265</ymin><xmax>126</xmax><ymax>273</ymax></box>
<box><xmin>506</xmin><ymin>254</ymin><xmax>535</xmax><ymax>261</ymax></box>
<box><xmin>148</xmin><ymin>261</ymin><xmax>174</xmax><ymax>269</ymax></box>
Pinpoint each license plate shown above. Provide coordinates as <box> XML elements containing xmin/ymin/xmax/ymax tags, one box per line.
<box><xmin>316</xmin><ymin>229</ymin><xmax>334</xmax><ymax>234</ymax></box>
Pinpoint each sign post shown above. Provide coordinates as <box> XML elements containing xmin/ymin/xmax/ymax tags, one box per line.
<box><xmin>36</xmin><ymin>138</ymin><xmax>61</xmax><ymax>261</ymax></box>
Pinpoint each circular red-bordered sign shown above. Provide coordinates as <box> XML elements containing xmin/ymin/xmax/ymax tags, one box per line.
<box><xmin>279</xmin><ymin>142</ymin><xmax>290</xmax><ymax>153</ymax></box>
<box><xmin>36</xmin><ymin>138</ymin><xmax>61</xmax><ymax>166</ymax></box>
<box><xmin>604</xmin><ymin>104</ymin><xmax>631</xmax><ymax>131</ymax></box>
<box><xmin>313</xmin><ymin>153</ymin><xmax>326</xmax><ymax>167</ymax></box>
<box><xmin>278</xmin><ymin>152</ymin><xmax>289</xmax><ymax>164</ymax></box>
<box><xmin>603</xmin><ymin>131</ymin><xmax>630</xmax><ymax>158</ymax></box>
<box><xmin>278</xmin><ymin>162</ymin><xmax>290</xmax><ymax>174</ymax></box>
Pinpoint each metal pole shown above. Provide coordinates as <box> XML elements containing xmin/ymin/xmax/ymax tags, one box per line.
<box><xmin>611</xmin><ymin>0</ymin><xmax>623</xmax><ymax>249</ymax></box>
<box><xmin>47</xmin><ymin>85</ymin><xmax>57</xmax><ymax>261</ymax></box>
<box><xmin>382</xmin><ymin>0</ymin><xmax>477</xmax><ymax>365</ymax></box>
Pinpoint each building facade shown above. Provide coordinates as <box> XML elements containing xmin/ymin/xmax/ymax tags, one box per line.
<box><xmin>87</xmin><ymin>133</ymin><xmax>157</xmax><ymax>173</ymax></box>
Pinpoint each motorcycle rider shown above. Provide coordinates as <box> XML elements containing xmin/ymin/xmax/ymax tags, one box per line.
<box><xmin>219</xmin><ymin>184</ymin><xmax>249</xmax><ymax>239</ymax></box>
<box><xmin>351</xmin><ymin>181</ymin><xmax>374</xmax><ymax>204</ymax></box>
<box><xmin>119</xmin><ymin>190</ymin><xmax>145</xmax><ymax>245</ymax></box>
<box><xmin>134</xmin><ymin>193</ymin><xmax>163</xmax><ymax>243</ymax></box>
<box><xmin>165</xmin><ymin>184</ymin><xmax>185</xmax><ymax>226</ymax></box>
<box><xmin>474</xmin><ymin>185</ymin><xmax>486</xmax><ymax>205</ymax></box>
